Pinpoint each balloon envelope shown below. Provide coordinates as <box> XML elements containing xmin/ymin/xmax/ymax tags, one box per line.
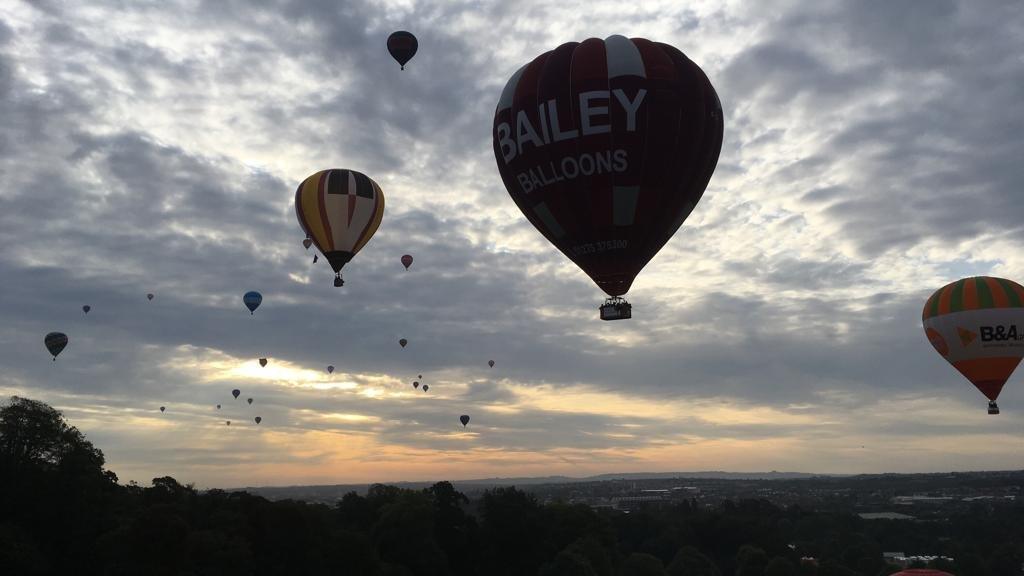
<box><xmin>488</xmin><ymin>360</ymin><xmax>495</xmax><ymax>368</ymax></box>
<box><xmin>247</xmin><ymin>398</ymin><xmax>253</xmax><ymax>405</ymax></box>
<box><xmin>492</xmin><ymin>35</ymin><xmax>723</xmax><ymax>298</ymax></box>
<box><xmin>302</xmin><ymin>238</ymin><xmax>313</xmax><ymax>250</ymax></box>
<box><xmin>923</xmin><ymin>276</ymin><xmax>1024</xmax><ymax>403</ymax></box>
<box><xmin>255</xmin><ymin>416</ymin><xmax>262</xmax><ymax>424</ymax></box>
<box><xmin>401</xmin><ymin>254</ymin><xmax>413</xmax><ymax>270</ymax></box>
<box><xmin>259</xmin><ymin>358</ymin><xmax>267</xmax><ymax>367</ymax></box>
<box><xmin>422</xmin><ymin>384</ymin><xmax>429</xmax><ymax>392</ymax></box>
<box><xmin>216</xmin><ymin>404</ymin><xmax>221</xmax><ymax>409</ymax></box>
<box><xmin>295</xmin><ymin>169</ymin><xmax>385</xmax><ymax>286</ymax></box>
<box><xmin>413</xmin><ymin>381</ymin><xmax>420</xmax><ymax>388</ymax></box>
<box><xmin>327</xmin><ymin>365</ymin><xmax>335</xmax><ymax>374</ymax></box>
<box><xmin>147</xmin><ymin>293</ymin><xmax>154</xmax><ymax>301</ymax></box>
<box><xmin>459</xmin><ymin>415</ymin><xmax>470</xmax><ymax>427</ymax></box>
<box><xmin>399</xmin><ymin>338</ymin><xmax>407</xmax><ymax>348</ymax></box>
<box><xmin>44</xmin><ymin>332</ymin><xmax>68</xmax><ymax>360</ymax></box>
<box><xmin>232</xmin><ymin>389</ymin><xmax>240</xmax><ymax>399</ymax></box>
<box><xmin>226</xmin><ymin>421</ymin><xmax>231</xmax><ymax>426</ymax></box>
<box><xmin>82</xmin><ymin>305</ymin><xmax>91</xmax><ymax>314</ymax></box>
<box><xmin>387</xmin><ymin>31</ymin><xmax>418</xmax><ymax>69</ymax></box>
<box><xmin>243</xmin><ymin>291</ymin><xmax>262</xmax><ymax>314</ymax></box>
<box><xmin>160</xmin><ymin>406</ymin><xmax>165</xmax><ymax>412</ymax></box>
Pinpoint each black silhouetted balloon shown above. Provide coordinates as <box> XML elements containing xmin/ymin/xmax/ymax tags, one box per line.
<box><xmin>159</xmin><ymin>406</ymin><xmax>165</xmax><ymax>413</ymax></box>
<box><xmin>44</xmin><ymin>332</ymin><xmax>68</xmax><ymax>360</ymax></box>
<box><xmin>460</xmin><ymin>415</ymin><xmax>470</xmax><ymax>427</ymax></box>
<box><xmin>82</xmin><ymin>305</ymin><xmax>91</xmax><ymax>314</ymax></box>
<box><xmin>387</xmin><ymin>31</ymin><xmax>418</xmax><ymax>70</ymax></box>
<box><xmin>232</xmin><ymin>389</ymin><xmax>241</xmax><ymax>399</ymax></box>
<box><xmin>255</xmin><ymin>416</ymin><xmax>262</xmax><ymax>424</ymax></box>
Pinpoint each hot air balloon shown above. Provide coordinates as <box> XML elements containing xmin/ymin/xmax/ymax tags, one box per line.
<box><xmin>295</xmin><ymin>169</ymin><xmax>385</xmax><ymax>287</ymax></box>
<box><xmin>160</xmin><ymin>406</ymin><xmax>165</xmax><ymax>413</ymax></box>
<box><xmin>459</xmin><ymin>415</ymin><xmax>470</xmax><ymax>427</ymax></box>
<box><xmin>401</xmin><ymin>254</ymin><xmax>413</xmax><ymax>270</ymax></box>
<box><xmin>313</xmin><ymin>254</ymin><xmax>318</xmax><ymax>263</ymax></box>
<box><xmin>422</xmin><ymin>384</ymin><xmax>429</xmax><ymax>392</ymax></box>
<box><xmin>147</xmin><ymin>293</ymin><xmax>154</xmax><ymax>301</ymax></box>
<box><xmin>232</xmin><ymin>389</ymin><xmax>241</xmax><ymax>399</ymax></box>
<box><xmin>488</xmin><ymin>360</ymin><xmax>495</xmax><ymax>368</ymax></box>
<box><xmin>303</xmin><ymin>237</ymin><xmax>313</xmax><ymax>250</ymax></box>
<box><xmin>413</xmin><ymin>381</ymin><xmax>420</xmax><ymax>389</ymax></box>
<box><xmin>243</xmin><ymin>291</ymin><xmax>262</xmax><ymax>315</ymax></box>
<box><xmin>399</xmin><ymin>338</ymin><xmax>408</xmax><ymax>348</ymax></box>
<box><xmin>255</xmin><ymin>416</ymin><xmax>262</xmax><ymax>424</ymax></box>
<box><xmin>259</xmin><ymin>358</ymin><xmax>267</xmax><ymax>367</ymax></box>
<box><xmin>82</xmin><ymin>305</ymin><xmax>91</xmax><ymax>314</ymax></box>
<box><xmin>327</xmin><ymin>365</ymin><xmax>335</xmax><ymax>374</ymax></box>
<box><xmin>247</xmin><ymin>398</ymin><xmax>253</xmax><ymax>405</ymax></box>
<box><xmin>418</xmin><ymin>374</ymin><xmax>422</xmax><ymax>379</ymax></box>
<box><xmin>923</xmin><ymin>276</ymin><xmax>1024</xmax><ymax>414</ymax></box>
<box><xmin>387</xmin><ymin>31</ymin><xmax>418</xmax><ymax>70</ymax></box>
<box><xmin>44</xmin><ymin>332</ymin><xmax>68</xmax><ymax>360</ymax></box>
<box><xmin>226</xmin><ymin>420</ymin><xmax>231</xmax><ymax>426</ymax></box>
<box><xmin>493</xmin><ymin>35</ymin><xmax>723</xmax><ymax>320</ymax></box>
<box><xmin>216</xmin><ymin>404</ymin><xmax>221</xmax><ymax>409</ymax></box>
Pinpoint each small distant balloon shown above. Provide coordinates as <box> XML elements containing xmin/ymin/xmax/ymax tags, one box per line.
<box><xmin>488</xmin><ymin>360</ymin><xmax>495</xmax><ymax>368</ymax></box>
<box><xmin>160</xmin><ymin>406</ymin><xmax>165</xmax><ymax>413</ymax></box>
<box><xmin>401</xmin><ymin>254</ymin><xmax>413</xmax><ymax>270</ymax></box>
<box><xmin>226</xmin><ymin>420</ymin><xmax>231</xmax><ymax>426</ymax></box>
<box><xmin>459</xmin><ymin>415</ymin><xmax>470</xmax><ymax>427</ymax></box>
<box><xmin>259</xmin><ymin>358</ymin><xmax>267</xmax><ymax>367</ymax></box>
<box><xmin>422</xmin><ymin>384</ymin><xmax>429</xmax><ymax>392</ymax></box>
<box><xmin>232</xmin><ymin>389</ymin><xmax>241</xmax><ymax>399</ymax></box>
<box><xmin>413</xmin><ymin>381</ymin><xmax>420</xmax><ymax>389</ymax></box>
<box><xmin>44</xmin><ymin>332</ymin><xmax>68</xmax><ymax>360</ymax></box>
<box><xmin>302</xmin><ymin>238</ymin><xmax>313</xmax><ymax>250</ymax></box>
<box><xmin>216</xmin><ymin>404</ymin><xmax>221</xmax><ymax>409</ymax></box>
<box><xmin>313</xmin><ymin>254</ymin><xmax>318</xmax><ymax>263</ymax></box>
<box><xmin>399</xmin><ymin>338</ymin><xmax>408</xmax><ymax>348</ymax></box>
<box><xmin>255</xmin><ymin>416</ymin><xmax>262</xmax><ymax>424</ymax></box>
<box><xmin>82</xmin><ymin>305</ymin><xmax>91</xmax><ymax>314</ymax></box>
<box><xmin>147</xmin><ymin>293</ymin><xmax>154</xmax><ymax>301</ymax></box>
<box><xmin>418</xmin><ymin>374</ymin><xmax>422</xmax><ymax>379</ymax></box>
<box><xmin>243</xmin><ymin>291</ymin><xmax>263</xmax><ymax>315</ymax></box>
<box><xmin>387</xmin><ymin>31</ymin><xmax>418</xmax><ymax>70</ymax></box>
<box><xmin>327</xmin><ymin>365</ymin><xmax>335</xmax><ymax>374</ymax></box>
<box><xmin>247</xmin><ymin>398</ymin><xmax>253</xmax><ymax>405</ymax></box>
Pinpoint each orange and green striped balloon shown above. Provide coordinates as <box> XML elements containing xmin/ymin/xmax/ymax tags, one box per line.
<box><xmin>922</xmin><ymin>276</ymin><xmax>1024</xmax><ymax>405</ymax></box>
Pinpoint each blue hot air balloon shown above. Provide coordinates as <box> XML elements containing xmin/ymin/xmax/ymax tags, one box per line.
<box><xmin>243</xmin><ymin>291</ymin><xmax>263</xmax><ymax>315</ymax></box>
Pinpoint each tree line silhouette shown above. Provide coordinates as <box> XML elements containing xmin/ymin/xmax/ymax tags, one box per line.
<box><xmin>1</xmin><ymin>396</ymin><xmax>1022</xmax><ymax>575</ymax></box>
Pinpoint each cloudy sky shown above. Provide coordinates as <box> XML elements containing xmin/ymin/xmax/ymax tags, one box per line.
<box><xmin>1</xmin><ymin>0</ymin><xmax>1022</xmax><ymax>488</ymax></box>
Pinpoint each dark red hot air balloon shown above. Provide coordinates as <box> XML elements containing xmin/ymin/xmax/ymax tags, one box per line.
<box><xmin>401</xmin><ymin>254</ymin><xmax>413</xmax><ymax>270</ymax></box>
<box><xmin>387</xmin><ymin>31</ymin><xmax>418</xmax><ymax>70</ymax></box>
<box><xmin>493</xmin><ymin>35</ymin><xmax>723</xmax><ymax>320</ymax></box>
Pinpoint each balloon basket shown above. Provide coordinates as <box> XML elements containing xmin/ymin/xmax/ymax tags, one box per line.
<box><xmin>988</xmin><ymin>401</ymin><xmax>1000</xmax><ymax>415</ymax></box>
<box><xmin>599</xmin><ymin>297</ymin><xmax>632</xmax><ymax>321</ymax></box>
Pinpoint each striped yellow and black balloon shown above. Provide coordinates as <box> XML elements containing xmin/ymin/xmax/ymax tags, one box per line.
<box><xmin>923</xmin><ymin>276</ymin><xmax>1024</xmax><ymax>413</ymax></box>
<box><xmin>295</xmin><ymin>169</ymin><xmax>385</xmax><ymax>287</ymax></box>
